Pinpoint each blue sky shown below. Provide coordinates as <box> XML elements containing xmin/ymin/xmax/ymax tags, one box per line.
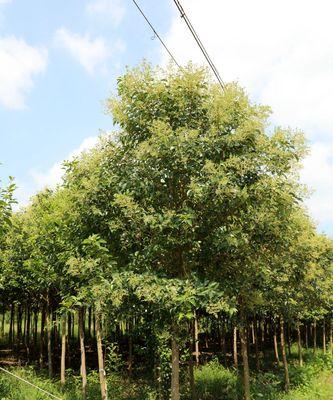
<box><xmin>1</xmin><ymin>0</ymin><xmax>333</xmax><ymax>235</ymax></box>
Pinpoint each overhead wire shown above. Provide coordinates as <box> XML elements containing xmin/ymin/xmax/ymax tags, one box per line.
<box><xmin>131</xmin><ymin>0</ymin><xmax>180</xmax><ymax>67</ymax></box>
<box><xmin>0</xmin><ymin>366</ymin><xmax>63</xmax><ymax>399</ymax></box>
<box><xmin>172</xmin><ymin>0</ymin><xmax>226</xmax><ymax>90</ymax></box>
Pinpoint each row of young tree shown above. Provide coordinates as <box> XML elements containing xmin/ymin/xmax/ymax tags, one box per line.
<box><xmin>1</xmin><ymin>64</ymin><xmax>333</xmax><ymax>400</ymax></box>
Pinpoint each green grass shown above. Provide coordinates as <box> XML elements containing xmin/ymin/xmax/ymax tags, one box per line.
<box><xmin>1</xmin><ymin>349</ymin><xmax>333</xmax><ymax>399</ymax></box>
<box><xmin>0</xmin><ymin>367</ymin><xmax>157</xmax><ymax>400</ymax></box>
<box><xmin>194</xmin><ymin>350</ymin><xmax>333</xmax><ymax>400</ymax></box>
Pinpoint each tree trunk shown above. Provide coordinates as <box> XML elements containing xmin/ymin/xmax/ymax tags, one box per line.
<box><xmin>25</xmin><ymin>306</ymin><xmax>31</xmax><ymax>359</ymax></box>
<box><xmin>220</xmin><ymin>320</ymin><xmax>226</xmax><ymax>366</ymax></box>
<box><xmin>88</xmin><ymin>307</ymin><xmax>92</xmax><ymax>339</ymax></box>
<box><xmin>254</xmin><ymin>319</ymin><xmax>260</xmax><ymax>370</ymax></box>
<box><xmin>280</xmin><ymin>318</ymin><xmax>290</xmax><ymax>392</ymax></box>
<box><xmin>60</xmin><ymin>314</ymin><xmax>67</xmax><ymax>386</ymax></box>
<box><xmin>305</xmin><ymin>324</ymin><xmax>309</xmax><ymax>349</ymax></box>
<box><xmin>33</xmin><ymin>308</ymin><xmax>38</xmax><ymax>355</ymax></box>
<box><xmin>171</xmin><ymin>336</ymin><xmax>180</xmax><ymax>400</ymax></box>
<box><xmin>46</xmin><ymin>297</ymin><xmax>53</xmax><ymax>378</ymax></box>
<box><xmin>239</xmin><ymin>322</ymin><xmax>250</xmax><ymax>400</ymax></box>
<box><xmin>17</xmin><ymin>305</ymin><xmax>22</xmax><ymax>343</ymax></box>
<box><xmin>40</xmin><ymin>304</ymin><xmax>46</xmax><ymax>368</ymax></box>
<box><xmin>251</xmin><ymin>322</ymin><xmax>255</xmax><ymax>345</ymax></box>
<box><xmin>9</xmin><ymin>304</ymin><xmax>14</xmax><ymax>344</ymax></box>
<box><xmin>297</xmin><ymin>322</ymin><xmax>303</xmax><ymax>367</ymax></box>
<box><xmin>79</xmin><ymin>308</ymin><xmax>87</xmax><ymax>399</ymax></box>
<box><xmin>273</xmin><ymin>324</ymin><xmax>280</xmax><ymax>365</ymax></box>
<box><xmin>313</xmin><ymin>320</ymin><xmax>317</xmax><ymax>354</ymax></box>
<box><xmin>330</xmin><ymin>320</ymin><xmax>333</xmax><ymax>354</ymax></box>
<box><xmin>194</xmin><ymin>313</ymin><xmax>200</xmax><ymax>366</ymax></box>
<box><xmin>233</xmin><ymin>326</ymin><xmax>238</xmax><ymax>369</ymax></box>
<box><xmin>1</xmin><ymin>307</ymin><xmax>5</xmax><ymax>337</ymax></box>
<box><xmin>96</xmin><ymin>312</ymin><xmax>107</xmax><ymax>400</ymax></box>
<box><xmin>323</xmin><ymin>320</ymin><xmax>326</xmax><ymax>354</ymax></box>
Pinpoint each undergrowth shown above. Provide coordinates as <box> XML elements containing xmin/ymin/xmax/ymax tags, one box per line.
<box><xmin>0</xmin><ymin>349</ymin><xmax>333</xmax><ymax>399</ymax></box>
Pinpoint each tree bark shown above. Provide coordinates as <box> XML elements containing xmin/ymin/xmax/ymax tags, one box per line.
<box><xmin>239</xmin><ymin>322</ymin><xmax>250</xmax><ymax>400</ymax></box>
<box><xmin>280</xmin><ymin>318</ymin><xmax>290</xmax><ymax>392</ymax></box>
<box><xmin>297</xmin><ymin>322</ymin><xmax>303</xmax><ymax>367</ymax></box>
<box><xmin>1</xmin><ymin>307</ymin><xmax>5</xmax><ymax>337</ymax></box>
<box><xmin>60</xmin><ymin>314</ymin><xmax>67</xmax><ymax>386</ymax></box>
<box><xmin>254</xmin><ymin>318</ymin><xmax>260</xmax><ymax>370</ymax></box>
<box><xmin>323</xmin><ymin>320</ymin><xmax>326</xmax><ymax>354</ymax></box>
<box><xmin>79</xmin><ymin>308</ymin><xmax>87</xmax><ymax>399</ymax></box>
<box><xmin>313</xmin><ymin>320</ymin><xmax>317</xmax><ymax>354</ymax></box>
<box><xmin>194</xmin><ymin>313</ymin><xmax>200</xmax><ymax>366</ymax></box>
<box><xmin>233</xmin><ymin>326</ymin><xmax>238</xmax><ymax>369</ymax></box>
<box><xmin>46</xmin><ymin>297</ymin><xmax>53</xmax><ymax>378</ymax></box>
<box><xmin>40</xmin><ymin>304</ymin><xmax>46</xmax><ymax>368</ymax></box>
<box><xmin>9</xmin><ymin>304</ymin><xmax>14</xmax><ymax>344</ymax></box>
<box><xmin>330</xmin><ymin>320</ymin><xmax>333</xmax><ymax>354</ymax></box>
<box><xmin>305</xmin><ymin>324</ymin><xmax>309</xmax><ymax>349</ymax></box>
<box><xmin>273</xmin><ymin>324</ymin><xmax>280</xmax><ymax>365</ymax></box>
<box><xmin>96</xmin><ymin>312</ymin><xmax>107</xmax><ymax>400</ymax></box>
<box><xmin>171</xmin><ymin>336</ymin><xmax>180</xmax><ymax>400</ymax></box>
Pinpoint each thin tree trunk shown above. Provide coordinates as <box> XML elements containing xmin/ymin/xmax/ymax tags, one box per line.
<box><xmin>254</xmin><ymin>318</ymin><xmax>260</xmax><ymax>370</ymax></box>
<box><xmin>17</xmin><ymin>305</ymin><xmax>22</xmax><ymax>343</ymax></box>
<box><xmin>40</xmin><ymin>304</ymin><xmax>46</xmax><ymax>368</ymax></box>
<box><xmin>330</xmin><ymin>319</ymin><xmax>333</xmax><ymax>354</ymax></box>
<box><xmin>313</xmin><ymin>320</ymin><xmax>317</xmax><ymax>354</ymax></box>
<box><xmin>33</xmin><ymin>308</ymin><xmax>38</xmax><ymax>355</ymax></box>
<box><xmin>251</xmin><ymin>322</ymin><xmax>255</xmax><ymax>345</ymax></box>
<box><xmin>96</xmin><ymin>312</ymin><xmax>107</xmax><ymax>400</ymax></box>
<box><xmin>323</xmin><ymin>320</ymin><xmax>326</xmax><ymax>354</ymax></box>
<box><xmin>233</xmin><ymin>326</ymin><xmax>238</xmax><ymax>369</ymax></box>
<box><xmin>88</xmin><ymin>307</ymin><xmax>92</xmax><ymax>339</ymax></box>
<box><xmin>79</xmin><ymin>308</ymin><xmax>87</xmax><ymax>399</ymax></box>
<box><xmin>239</xmin><ymin>322</ymin><xmax>250</xmax><ymax>400</ymax></box>
<box><xmin>194</xmin><ymin>313</ymin><xmax>200</xmax><ymax>366</ymax></box>
<box><xmin>280</xmin><ymin>318</ymin><xmax>290</xmax><ymax>392</ymax></box>
<box><xmin>46</xmin><ymin>297</ymin><xmax>53</xmax><ymax>378</ymax></box>
<box><xmin>60</xmin><ymin>314</ymin><xmax>67</xmax><ymax>386</ymax></box>
<box><xmin>25</xmin><ymin>306</ymin><xmax>31</xmax><ymax>360</ymax></box>
<box><xmin>305</xmin><ymin>324</ymin><xmax>309</xmax><ymax>349</ymax></box>
<box><xmin>171</xmin><ymin>336</ymin><xmax>180</xmax><ymax>400</ymax></box>
<box><xmin>9</xmin><ymin>304</ymin><xmax>14</xmax><ymax>344</ymax></box>
<box><xmin>1</xmin><ymin>307</ymin><xmax>5</xmax><ymax>337</ymax></box>
<box><xmin>297</xmin><ymin>322</ymin><xmax>303</xmax><ymax>367</ymax></box>
<box><xmin>273</xmin><ymin>324</ymin><xmax>280</xmax><ymax>365</ymax></box>
<box><xmin>220</xmin><ymin>320</ymin><xmax>226</xmax><ymax>366</ymax></box>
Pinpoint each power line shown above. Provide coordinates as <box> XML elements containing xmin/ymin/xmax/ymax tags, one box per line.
<box><xmin>0</xmin><ymin>367</ymin><xmax>63</xmax><ymax>400</ymax></box>
<box><xmin>131</xmin><ymin>0</ymin><xmax>180</xmax><ymax>67</ymax></box>
<box><xmin>172</xmin><ymin>0</ymin><xmax>225</xmax><ymax>90</ymax></box>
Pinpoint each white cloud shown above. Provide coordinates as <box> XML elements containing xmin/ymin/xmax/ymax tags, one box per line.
<box><xmin>55</xmin><ymin>28</ymin><xmax>125</xmax><ymax>74</ymax></box>
<box><xmin>55</xmin><ymin>28</ymin><xmax>110</xmax><ymax>74</ymax></box>
<box><xmin>86</xmin><ymin>0</ymin><xmax>125</xmax><ymax>26</ymax></box>
<box><xmin>30</xmin><ymin>136</ymin><xmax>99</xmax><ymax>191</ymax></box>
<box><xmin>165</xmin><ymin>0</ymin><xmax>333</xmax><ymax>139</ymax></box>
<box><xmin>0</xmin><ymin>36</ymin><xmax>47</xmax><ymax>109</ymax></box>
<box><xmin>301</xmin><ymin>143</ymin><xmax>333</xmax><ymax>231</ymax></box>
<box><xmin>55</xmin><ymin>28</ymin><xmax>125</xmax><ymax>75</ymax></box>
<box><xmin>165</xmin><ymin>0</ymin><xmax>333</xmax><ymax>234</ymax></box>
<box><xmin>15</xmin><ymin>137</ymin><xmax>99</xmax><ymax>208</ymax></box>
<box><xmin>0</xmin><ymin>0</ymin><xmax>12</xmax><ymax>4</ymax></box>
